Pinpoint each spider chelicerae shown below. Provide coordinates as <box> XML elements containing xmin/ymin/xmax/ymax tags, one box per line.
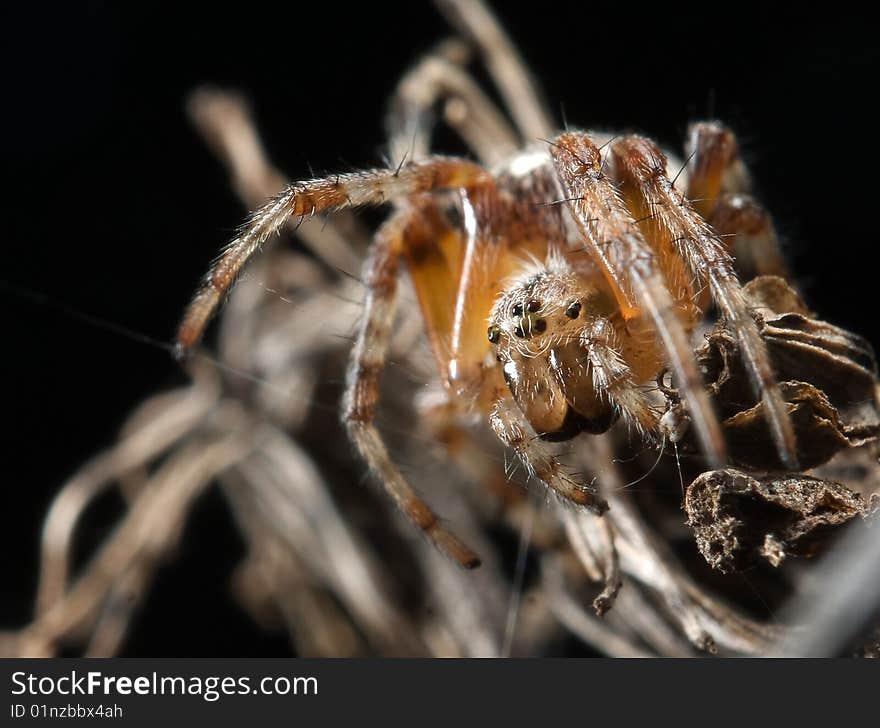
<box><xmin>176</xmin><ymin>0</ymin><xmax>799</xmax><ymax>569</ymax></box>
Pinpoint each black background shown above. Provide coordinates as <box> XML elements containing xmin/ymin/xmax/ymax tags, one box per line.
<box><xmin>2</xmin><ymin>2</ymin><xmax>878</xmax><ymax>655</ymax></box>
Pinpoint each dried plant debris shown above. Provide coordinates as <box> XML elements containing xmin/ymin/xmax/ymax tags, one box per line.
<box><xmin>722</xmin><ymin>380</ymin><xmax>876</xmax><ymax>471</ymax></box>
<box><xmin>685</xmin><ymin>468</ymin><xmax>876</xmax><ymax>573</ymax></box>
<box><xmin>854</xmin><ymin>626</ymin><xmax>880</xmax><ymax>659</ymax></box>
<box><xmin>695</xmin><ymin>276</ymin><xmax>880</xmax><ymax>470</ymax></box>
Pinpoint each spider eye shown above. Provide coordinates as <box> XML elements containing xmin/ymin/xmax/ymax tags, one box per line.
<box><xmin>565</xmin><ymin>301</ymin><xmax>582</xmax><ymax>319</ymax></box>
<box><xmin>487</xmin><ymin>325</ymin><xmax>501</xmax><ymax>344</ymax></box>
<box><xmin>534</xmin><ymin>318</ymin><xmax>547</xmax><ymax>333</ymax></box>
<box><xmin>512</xmin><ymin>303</ymin><xmax>524</xmax><ymax>317</ymax></box>
<box><xmin>513</xmin><ymin>325</ymin><xmax>525</xmax><ymax>338</ymax></box>
<box><xmin>527</xmin><ymin>299</ymin><xmax>541</xmax><ymax>313</ymax></box>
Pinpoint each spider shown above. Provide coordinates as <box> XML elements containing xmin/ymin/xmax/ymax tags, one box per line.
<box><xmin>175</xmin><ymin>0</ymin><xmax>798</xmax><ymax>569</ymax></box>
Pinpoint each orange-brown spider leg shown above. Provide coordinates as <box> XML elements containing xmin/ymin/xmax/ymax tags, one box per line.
<box><xmin>683</xmin><ymin>121</ymin><xmax>750</xmax><ymax>219</ymax></box>
<box><xmin>489</xmin><ymin>395</ymin><xmax>609</xmax><ymax>514</ymax></box>
<box><xmin>186</xmin><ymin>87</ymin><xmax>365</xmax><ymax>275</ymax></box>
<box><xmin>388</xmin><ymin>39</ymin><xmax>519</xmax><ymax>166</ymax></box>
<box><xmin>610</xmin><ymin>135</ymin><xmax>798</xmax><ymax>470</ymax></box>
<box><xmin>708</xmin><ymin>194</ymin><xmax>790</xmax><ymax>281</ymax></box>
<box><xmin>685</xmin><ymin>122</ymin><xmax>789</xmax><ymax>280</ymax></box>
<box><xmin>549</xmin><ymin>132</ymin><xmax>728</xmax><ymax>469</ymax></box>
<box><xmin>583</xmin><ymin>319</ymin><xmax>659</xmax><ymax>439</ymax></box>
<box><xmin>176</xmin><ymin>156</ymin><xmax>490</xmax><ymax>355</ymax></box>
<box><xmin>343</xmin><ymin>207</ymin><xmax>481</xmax><ymax>569</ymax></box>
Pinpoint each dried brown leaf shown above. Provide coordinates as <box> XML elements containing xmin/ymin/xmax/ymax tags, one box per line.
<box><xmin>685</xmin><ymin>468</ymin><xmax>871</xmax><ymax>573</ymax></box>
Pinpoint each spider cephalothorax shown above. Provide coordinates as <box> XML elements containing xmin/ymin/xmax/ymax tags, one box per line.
<box><xmin>490</xmin><ymin>258</ymin><xmax>596</xmax><ymax>349</ymax></box>
<box><xmin>489</xmin><ymin>257</ymin><xmax>620</xmax><ymax>441</ymax></box>
<box><xmin>176</xmin><ymin>0</ymin><xmax>802</xmax><ymax>568</ymax></box>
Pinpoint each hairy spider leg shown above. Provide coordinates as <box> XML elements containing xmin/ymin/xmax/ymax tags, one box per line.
<box><xmin>684</xmin><ymin>121</ymin><xmax>750</xmax><ymax>219</ymax></box>
<box><xmin>610</xmin><ymin>135</ymin><xmax>799</xmax><ymax>470</ymax></box>
<box><xmin>187</xmin><ymin>87</ymin><xmax>365</xmax><ymax>276</ymax></box>
<box><xmin>709</xmin><ymin>194</ymin><xmax>790</xmax><ymax>281</ymax></box>
<box><xmin>685</xmin><ymin>122</ymin><xmax>789</xmax><ymax>280</ymax></box>
<box><xmin>176</xmin><ymin>157</ymin><xmax>491</xmax><ymax>355</ymax></box>
<box><xmin>489</xmin><ymin>396</ymin><xmax>609</xmax><ymax>514</ymax></box>
<box><xmin>343</xmin><ymin>205</ymin><xmax>482</xmax><ymax>568</ymax></box>
<box><xmin>549</xmin><ymin>132</ymin><xmax>728</xmax><ymax>468</ymax></box>
<box><xmin>580</xmin><ymin>318</ymin><xmax>659</xmax><ymax>439</ymax></box>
